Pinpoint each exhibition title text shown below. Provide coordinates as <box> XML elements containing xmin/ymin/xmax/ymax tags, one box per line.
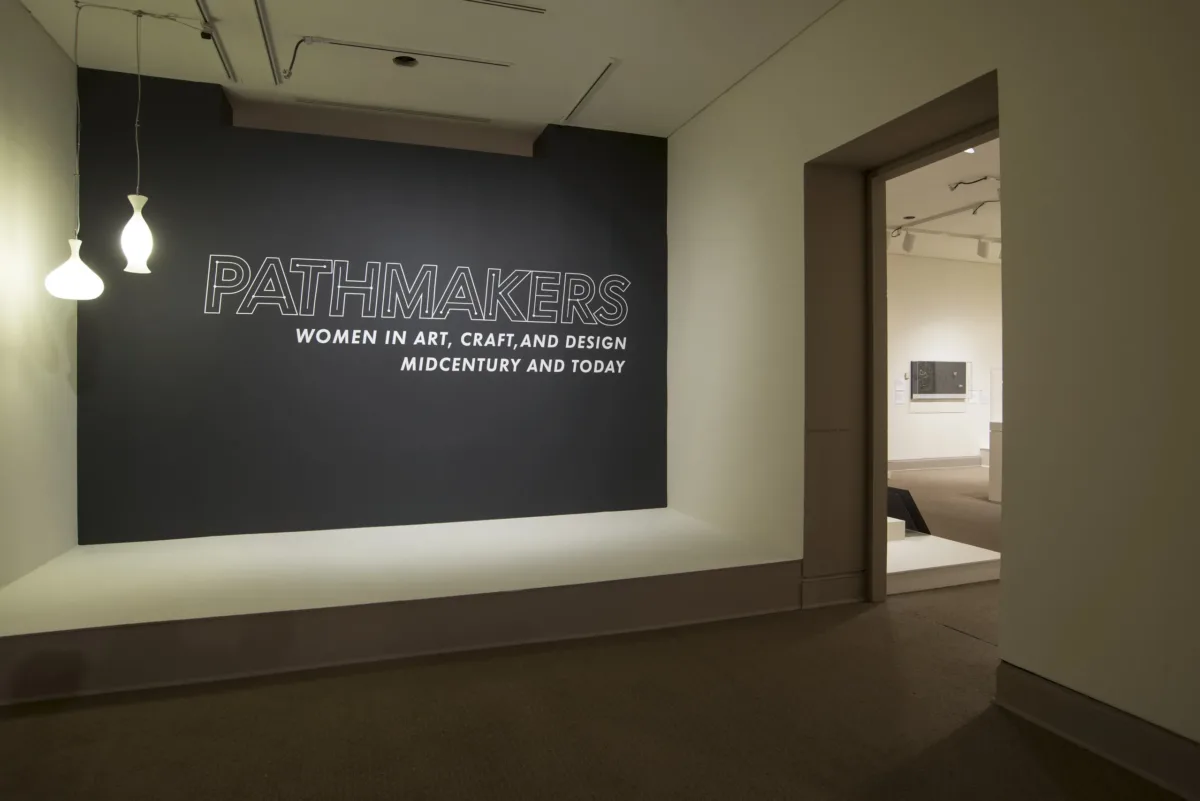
<box><xmin>204</xmin><ymin>256</ymin><xmax>630</xmax><ymax>326</ymax></box>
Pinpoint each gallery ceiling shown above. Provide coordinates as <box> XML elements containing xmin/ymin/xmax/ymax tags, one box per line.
<box><xmin>21</xmin><ymin>0</ymin><xmax>842</xmax><ymax>137</ymax></box>
<box><xmin>886</xmin><ymin>139</ymin><xmax>1002</xmax><ymax>244</ymax></box>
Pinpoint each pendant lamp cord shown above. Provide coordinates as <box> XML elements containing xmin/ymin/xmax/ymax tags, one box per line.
<box><xmin>73</xmin><ymin>3</ymin><xmax>82</xmax><ymax>238</ymax></box>
<box><xmin>134</xmin><ymin>12</ymin><xmax>142</xmax><ymax>195</ymax></box>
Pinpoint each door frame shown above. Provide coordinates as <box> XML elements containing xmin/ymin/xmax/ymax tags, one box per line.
<box><xmin>801</xmin><ymin>72</ymin><xmax>999</xmax><ymax>606</ymax></box>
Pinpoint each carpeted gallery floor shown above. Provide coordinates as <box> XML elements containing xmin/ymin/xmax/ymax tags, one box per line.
<box><xmin>0</xmin><ymin>582</ymin><xmax>1178</xmax><ymax>801</ymax></box>
<box><xmin>888</xmin><ymin>466</ymin><xmax>1001</xmax><ymax>552</ymax></box>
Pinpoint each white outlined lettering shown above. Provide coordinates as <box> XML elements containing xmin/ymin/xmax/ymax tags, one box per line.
<box><xmin>205</xmin><ymin>255</ymin><xmax>253</xmax><ymax>314</ymax></box>
<box><xmin>595</xmin><ymin>274</ymin><xmax>631</xmax><ymax>326</ymax></box>
<box><xmin>381</xmin><ymin>263</ymin><xmax>436</xmax><ymax>320</ymax></box>
<box><xmin>330</xmin><ymin>260</ymin><xmax>381</xmax><ymax>318</ymax></box>
<box><xmin>206</xmin><ymin>259</ymin><xmax>633</xmax><ymax>334</ymax></box>
<box><xmin>237</xmin><ymin>257</ymin><xmax>298</xmax><ymax>316</ymax></box>
<box><xmin>527</xmin><ymin>271</ymin><xmax>562</xmax><ymax>323</ymax></box>
<box><xmin>433</xmin><ymin>266</ymin><xmax>485</xmax><ymax>320</ymax></box>
<box><xmin>484</xmin><ymin>267</ymin><xmax>530</xmax><ymax>322</ymax></box>
<box><xmin>288</xmin><ymin>259</ymin><xmax>334</xmax><ymax>316</ymax></box>
<box><xmin>562</xmin><ymin>273</ymin><xmax>598</xmax><ymax>325</ymax></box>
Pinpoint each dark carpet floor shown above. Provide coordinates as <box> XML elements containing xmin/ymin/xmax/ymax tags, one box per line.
<box><xmin>889</xmin><ymin>466</ymin><xmax>1001</xmax><ymax>552</ymax></box>
<box><xmin>0</xmin><ymin>582</ymin><xmax>1177</xmax><ymax>801</ymax></box>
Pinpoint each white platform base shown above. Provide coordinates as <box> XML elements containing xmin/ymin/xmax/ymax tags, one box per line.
<box><xmin>0</xmin><ymin>509</ymin><xmax>799</xmax><ymax>638</ymax></box>
<box><xmin>887</xmin><ymin>534</ymin><xmax>1000</xmax><ymax>595</ymax></box>
<box><xmin>887</xmin><ymin>517</ymin><xmax>906</xmax><ymax>542</ymax></box>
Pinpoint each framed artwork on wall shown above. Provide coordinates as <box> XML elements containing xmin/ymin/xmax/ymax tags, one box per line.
<box><xmin>910</xmin><ymin>360</ymin><xmax>969</xmax><ymax>400</ymax></box>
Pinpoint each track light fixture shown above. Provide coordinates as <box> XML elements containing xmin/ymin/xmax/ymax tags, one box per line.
<box><xmin>977</xmin><ymin>239</ymin><xmax>991</xmax><ymax>259</ymax></box>
<box><xmin>45</xmin><ymin>4</ymin><xmax>104</xmax><ymax>300</ymax></box>
<box><xmin>122</xmin><ymin>12</ymin><xmax>154</xmax><ymax>274</ymax></box>
<box><xmin>902</xmin><ymin>231</ymin><xmax>916</xmax><ymax>253</ymax></box>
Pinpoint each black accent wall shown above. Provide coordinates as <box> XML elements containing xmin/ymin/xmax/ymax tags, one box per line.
<box><xmin>76</xmin><ymin>69</ymin><xmax>666</xmax><ymax>544</ymax></box>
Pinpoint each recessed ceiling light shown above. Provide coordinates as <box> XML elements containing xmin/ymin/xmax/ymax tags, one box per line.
<box><xmin>393</xmin><ymin>55</ymin><xmax>419</xmax><ymax>67</ymax></box>
<box><xmin>964</xmin><ymin>147</ymin><xmax>976</xmax><ymax>154</ymax></box>
<box><xmin>904</xmin><ymin>215</ymin><xmax>915</xmax><ymax>220</ymax></box>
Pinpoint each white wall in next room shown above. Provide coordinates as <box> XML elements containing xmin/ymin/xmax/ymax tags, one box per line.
<box><xmin>887</xmin><ymin>253</ymin><xmax>1001</xmax><ymax>462</ymax></box>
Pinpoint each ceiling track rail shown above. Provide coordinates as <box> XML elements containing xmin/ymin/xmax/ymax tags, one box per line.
<box><xmin>252</xmin><ymin>0</ymin><xmax>283</xmax><ymax>85</ymax></box>
<box><xmin>890</xmin><ymin>199</ymin><xmax>1001</xmax><ymax>236</ymax></box>
<box><xmin>72</xmin><ymin>1</ymin><xmax>236</xmax><ymax>81</ymax></box>
<box><xmin>562</xmin><ymin>58</ymin><xmax>618</xmax><ymax>124</ymax></box>
<box><xmin>192</xmin><ymin>0</ymin><xmax>237</xmax><ymax>82</ymax></box>
<box><xmin>903</xmin><ymin>228</ymin><xmax>1001</xmax><ymax>244</ymax></box>
<box><xmin>283</xmin><ymin>36</ymin><xmax>511</xmax><ymax>80</ymax></box>
<box><xmin>462</xmin><ymin>0</ymin><xmax>546</xmax><ymax>13</ymax></box>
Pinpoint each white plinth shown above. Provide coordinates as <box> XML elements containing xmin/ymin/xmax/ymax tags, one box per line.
<box><xmin>0</xmin><ymin>509</ymin><xmax>798</xmax><ymax>638</ymax></box>
<box><xmin>887</xmin><ymin>534</ymin><xmax>1000</xmax><ymax>595</ymax></box>
<box><xmin>887</xmin><ymin>517</ymin><xmax>906</xmax><ymax>541</ymax></box>
<box><xmin>989</xmin><ymin>422</ymin><xmax>1003</xmax><ymax>502</ymax></box>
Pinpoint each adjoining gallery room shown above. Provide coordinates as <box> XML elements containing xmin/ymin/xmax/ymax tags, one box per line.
<box><xmin>884</xmin><ymin>139</ymin><xmax>1004</xmax><ymax>596</ymax></box>
<box><xmin>1</xmin><ymin>0</ymin><xmax>1198</xmax><ymax>799</ymax></box>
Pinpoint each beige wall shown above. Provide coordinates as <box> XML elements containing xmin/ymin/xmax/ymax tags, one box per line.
<box><xmin>668</xmin><ymin>0</ymin><xmax>1199</xmax><ymax>741</ymax></box>
<box><xmin>0</xmin><ymin>0</ymin><xmax>78</xmax><ymax>587</ymax></box>
<box><xmin>994</xmin><ymin>0</ymin><xmax>1199</xmax><ymax>744</ymax></box>
<box><xmin>668</xmin><ymin>0</ymin><xmax>997</xmax><ymax>556</ymax></box>
<box><xmin>887</xmin><ymin>254</ymin><xmax>1002</xmax><ymax>461</ymax></box>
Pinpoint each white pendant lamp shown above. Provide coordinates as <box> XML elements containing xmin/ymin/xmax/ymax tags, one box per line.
<box><xmin>122</xmin><ymin>194</ymin><xmax>152</xmax><ymax>273</ymax></box>
<box><xmin>45</xmin><ymin>239</ymin><xmax>105</xmax><ymax>300</ymax></box>
<box><xmin>47</xmin><ymin>5</ymin><xmax>105</xmax><ymax>301</ymax></box>
<box><xmin>122</xmin><ymin>12</ymin><xmax>153</xmax><ymax>274</ymax></box>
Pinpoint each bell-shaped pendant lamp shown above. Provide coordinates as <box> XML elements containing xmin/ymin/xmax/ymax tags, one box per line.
<box><xmin>121</xmin><ymin>194</ymin><xmax>153</xmax><ymax>273</ymax></box>
<box><xmin>45</xmin><ymin>239</ymin><xmax>105</xmax><ymax>300</ymax></box>
<box><xmin>121</xmin><ymin>13</ymin><xmax>154</xmax><ymax>275</ymax></box>
<box><xmin>46</xmin><ymin>7</ymin><xmax>103</xmax><ymax>301</ymax></box>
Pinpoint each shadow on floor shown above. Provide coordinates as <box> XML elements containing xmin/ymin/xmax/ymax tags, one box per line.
<box><xmin>849</xmin><ymin>706</ymin><xmax>1180</xmax><ymax>801</ymax></box>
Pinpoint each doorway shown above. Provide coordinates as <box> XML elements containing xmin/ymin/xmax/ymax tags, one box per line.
<box><xmin>800</xmin><ymin>71</ymin><xmax>1000</xmax><ymax>607</ymax></box>
<box><xmin>881</xmin><ymin>138</ymin><xmax>1003</xmax><ymax>594</ymax></box>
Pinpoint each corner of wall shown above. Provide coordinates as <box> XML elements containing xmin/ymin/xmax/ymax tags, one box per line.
<box><xmin>0</xmin><ymin>0</ymin><xmax>79</xmax><ymax>588</ymax></box>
